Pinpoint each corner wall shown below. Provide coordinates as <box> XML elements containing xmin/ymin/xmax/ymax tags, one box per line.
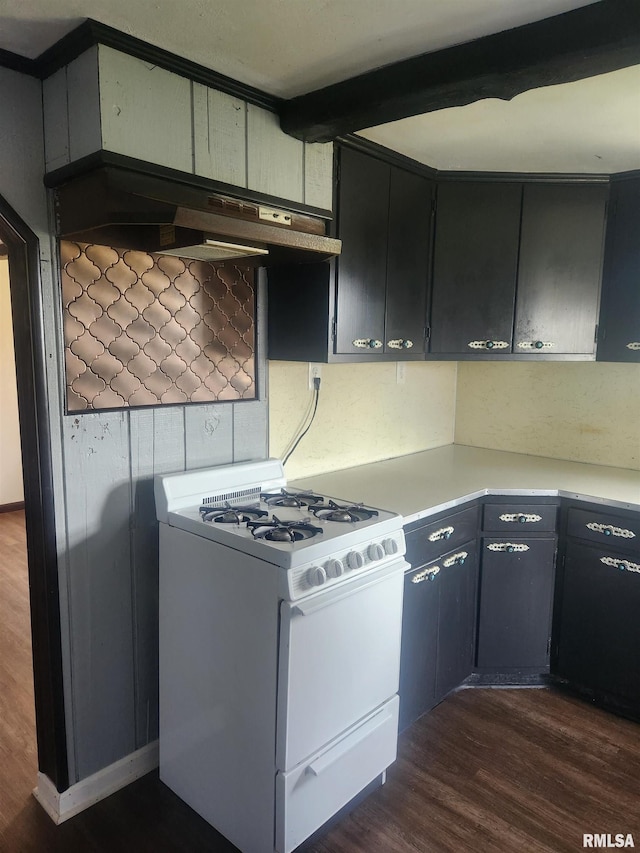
<box><xmin>454</xmin><ymin>361</ymin><xmax>640</xmax><ymax>471</ymax></box>
<box><xmin>268</xmin><ymin>361</ymin><xmax>458</xmax><ymax>479</ymax></box>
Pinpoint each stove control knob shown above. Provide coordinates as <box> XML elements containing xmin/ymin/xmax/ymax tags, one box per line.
<box><xmin>325</xmin><ymin>558</ymin><xmax>344</xmax><ymax>579</ymax></box>
<box><xmin>346</xmin><ymin>550</ymin><xmax>365</xmax><ymax>571</ymax></box>
<box><xmin>306</xmin><ymin>565</ymin><xmax>327</xmax><ymax>587</ymax></box>
<box><xmin>383</xmin><ymin>538</ymin><xmax>399</xmax><ymax>556</ymax></box>
<box><xmin>367</xmin><ymin>543</ymin><xmax>385</xmax><ymax>562</ymax></box>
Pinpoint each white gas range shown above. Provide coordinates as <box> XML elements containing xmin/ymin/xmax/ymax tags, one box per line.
<box><xmin>155</xmin><ymin>459</ymin><xmax>407</xmax><ymax>853</ymax></box>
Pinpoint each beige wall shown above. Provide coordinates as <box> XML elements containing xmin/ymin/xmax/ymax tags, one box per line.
<box><xmin>269</xmin><ymin>359</ymin><xmax>640</xmax><ymax>479</ymax></box>
<box><xmin>0</xmin><ymin>258</ymin><xmax>24</xmax><ymax>503</ymax></box>
<box><xmin>268</xmin><ymin>361</ymin><xmax>458</xmax><ymax>479</ymax></box>
<box><xmin>455</xmin><ymin>361</ymin><xmax>640</xmax><ymax>471</ymax></box>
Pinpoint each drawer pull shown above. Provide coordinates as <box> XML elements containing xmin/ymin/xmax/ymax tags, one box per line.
<box><xmin>516</xmin><ymin>340</ymin><xmax>554</xmax><ymax>350</ymax></box>
<box><xmin>443</xmin><ymin>551</ymin><xmax>468</xmax><ymax>567</ymax></box>
<box><xmin>387</xmin><ymin>338</ymin><xmax>414</xmax><ymax>349</ymax></box>
<box><xmin>353</xmin><ymin>338</ymin><xmax>382</xmax><ymax>349</ymax></box>
<box><xmin>307</xmin><ymin>708</ymin><xmax>393</xmax><ymax>776</ymax></box>
<box><xmin>586</xmin><ymin>522</ymin><xmax>635</xmax><ymax>540</ymax></box>
<box><xmin>600</xmin><ymin>556</ymin><xmax>640</xmax><ymax>574</ymax></box>
<box><xmin>428</xmin><ymin>526</ymin><xmax>454</xmax><ymax>542</ymax></box>
<box><xmin>626</xmin><ymin>342</ymin><xmax>640</xmax><ymax>350</ymax></box>
<box><xmin>487</xmin><ymin>542</ymin><xmax>529</xmax><ymax>553</ymax></box>
<box><xmin>468</xmin><ymin>340</ymin><xmax>509</xmax><ymax>350</ymax></box>
<box><xmin>499</xmin><ymin>513</ymin><xmax>542</xmax><ymax>524</ymax></box>
<box><xmin>411</xmin><ymin>565</ymin><xmax>441</xmax><ymax>584</ymax></box>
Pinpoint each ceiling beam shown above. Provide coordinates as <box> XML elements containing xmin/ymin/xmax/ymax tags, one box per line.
<box><xmin>279</xmin><ymin>0</ymin><xmax>640</xmax><ymax>143</ymax></box>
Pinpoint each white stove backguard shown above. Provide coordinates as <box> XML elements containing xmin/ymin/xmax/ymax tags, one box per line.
<box><xmin>155</xmin><ymin>458</ymin><xmax>286</xmax><ymax>523</ymax></box>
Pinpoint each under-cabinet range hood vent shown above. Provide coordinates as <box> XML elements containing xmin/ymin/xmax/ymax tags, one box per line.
<box><xmin>48</xmin><ymin>159</ymin><xmax>341</xmax><ymax>264</ymax></box>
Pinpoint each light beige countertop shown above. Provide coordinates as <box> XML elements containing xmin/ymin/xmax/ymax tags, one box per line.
<box><xmin>292</xmin><ymin>445</ymin><xmax>640</xmax><ymax>525</ymax></box>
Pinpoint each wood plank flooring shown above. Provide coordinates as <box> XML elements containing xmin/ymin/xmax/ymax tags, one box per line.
<box><xmin>1</xmin><ymin>510</ymin><xmax>639</xmax><ymax>852</ymax></box>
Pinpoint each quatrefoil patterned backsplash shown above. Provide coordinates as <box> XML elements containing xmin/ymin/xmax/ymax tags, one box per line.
<box><xmin>60</xmin><ymin>241</ymin><xmax>256</xmax><ymax>412</ymax></box>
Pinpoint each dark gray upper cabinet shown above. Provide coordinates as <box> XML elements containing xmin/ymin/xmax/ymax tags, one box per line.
<box><xmin>430</xmin><ymin>182</ymin><xmax>522</xmax><ymax>355</ymax></box>
<box><xmin>597</xmin><ymin>176</ymin><xmax>640</xmax><ymax>363</ymax></box>
<box><xmin>335</xmin><ymin>147</ymin><xmax>432</xmax><ymax>358</ymax></box>
<box><xmin>430</xmin><ymin>180</ymin><xmax>608</xmax><ymax>359</ymax></box>
<box><xmin>514</xmin><ymin>183</ymin><xmax>608</xmax><ymax>356</ymax></box>
<box><xmin>267</xmin><ymin>145</ymin><xmax>433</xmax><ymax>363</ymax></box>
<box><xmin>335</xmin><ymin>147</ymin><xmax>390</xmax><ymax>355</ymax></box>
<box><xmin>384</xmin><ymin>166</ymin><xmax>433</xmax><ymax>354</ymax></box>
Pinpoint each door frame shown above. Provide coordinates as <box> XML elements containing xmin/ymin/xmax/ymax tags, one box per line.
<box><xmin>0</xmin><ymin>192</ymin><xmax>68</xmax><ymax>791</ymax></box>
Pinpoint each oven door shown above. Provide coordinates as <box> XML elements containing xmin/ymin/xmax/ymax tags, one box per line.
<box><xmin>276</xmin><ymin>558</ymin><xmax>406</xmax><ymax>771</ymax></box>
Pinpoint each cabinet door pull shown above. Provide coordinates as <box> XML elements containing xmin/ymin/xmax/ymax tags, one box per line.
<box><xmin>428</xmin><ymin>526</ymin><xmax>454</xmax><ymax>542</ymax></box>
<box><xmin>587</xmin><ymin>522</ymin><xmax>635</xmax><ymax>540</ymax></box>
<box><xmin>626</xmin><ymin>342</ymin><xmax>640</xmax><ymax>350</ymax></box>
<box><xmin>411</xmin><ymin>565</ymin><xmax>441</xmax><ymax>584</ymax></box>
<box><xmin>387</xmin><ymin>339</ymin><xmax>414</xmax><ymax>349</ymax></box>
<box><xmin>600</xmin><ymin>556</ymin><xmax>640</xmax><ymax>574</ymax></box>
<box><xmin>487</xmin><ymin>542</ymin><xmax>529</xmax><ymax>553</ymax></box>
<box><xmin>516</xmin><ymin>340</ymin><xmax>554</xmax><ymax>350</ymax></box>
<box><xmin>443</xmin><ymin>551</ymin><xmax>468</xmax><ymax>567</ymax></box>
<box><xmin>468</xmin><ymin>340</ymin><xmax>509</xmax><ymax>350</ymax></box>
<box><xmin>353</xmin><ymin>338</ymin><xmax>382</xmax><ymax>349</ymax></box>
<box><xmin>499</xmin><ymin>513</ymin><xmax>542</xmax><ymax>524</ymax></box>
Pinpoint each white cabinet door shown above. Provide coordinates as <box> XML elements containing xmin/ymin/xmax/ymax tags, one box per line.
<box><xmin>276</xmin><ymin>561</ymin><xmax>405</xmax><ymax>771</ymax></box>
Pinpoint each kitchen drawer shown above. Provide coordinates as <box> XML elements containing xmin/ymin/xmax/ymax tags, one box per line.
<box><xmin>567</xmin><ymin>507</ymin><xmax>640</xmax><ymax>554</ymax></box>
<box><xmin>275</xmin><ymin>696</ymin><xmax>399</xmax><ymax>853</ymax></box>
<box><xmin>405</xmin><ymin>504</ymin><xmax>478</xmax><ymax>567</ymax></box>
<box><xmin>483</xmin><ymin>503</ymin><xmax>557</xmax><ymax>533</ymax></box>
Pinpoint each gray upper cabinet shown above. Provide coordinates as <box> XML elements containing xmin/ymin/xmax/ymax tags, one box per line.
<box><xmin>430</xmin><ymin>182</ymin><xmax>522</xmax><ymax>355</ymax></box>
<box><xmin>430</xmin><ymin>180</ymin><xmax>608</xmax><ymax>359</ymax></box>
<box><xmin>514</xmin><ymin>183</ymin><xmax>608</xmax><ymax>356</ymax></box>
<box><xmin>334</xmin><ymin>146</ymin><xmax>432</xmax><ymax>358</ymax></box>
<box><xmin>267</xmin><ymin>145</ymin><xmax>433</xmax><ymax>363</ymax></box>
<box><xmin>597</xmin><ymin>176</ymin><xmax>640</xmax><ymax>363</ymax></box>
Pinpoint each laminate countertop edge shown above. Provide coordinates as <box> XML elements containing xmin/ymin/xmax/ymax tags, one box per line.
<box><xmin>291</xmin><ymin>445</ymin><xmax>640</xmax><ymax>525</ymax></box>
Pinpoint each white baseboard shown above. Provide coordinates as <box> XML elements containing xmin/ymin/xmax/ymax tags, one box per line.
<box><xmin>33</xmin><ymin>740</ymin><xmax>159</xmax><ymax>824</ymax></box>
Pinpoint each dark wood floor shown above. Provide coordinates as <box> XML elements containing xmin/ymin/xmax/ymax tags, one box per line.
<box><xmin>2</xmin><ymin>510</ymin><xmax>639</xmax><ymax>852</ymax></box>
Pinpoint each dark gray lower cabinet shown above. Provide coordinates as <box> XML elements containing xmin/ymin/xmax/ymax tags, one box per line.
<box><xmin>399</xmin><ymin>560</ymin><xmax>439</xmax><ymax>731</ymax></box>
<box><xmin>476</xmin><ymin>536</ymin><xmax>556</xmax><ymax>670</ymax></box>
<box><xmin>554</xmin><ymin>541</ymin><xmax>640</xmax><ymax>706</ymax></box>
<box><xmin>399</xmin><ymin>540</ymin><xmax>478</xmax><ymax>731</ymax></box>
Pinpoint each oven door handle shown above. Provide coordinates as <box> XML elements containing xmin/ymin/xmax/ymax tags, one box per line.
<box><xmin>291</xmin><ymin>559</ymin><xmax>408</xmax><ymax>617</ymax></box>
<box><xmin>306</xmin><ymin>705</ymin><xmax>394</xmax><ymax>777</ymax></box>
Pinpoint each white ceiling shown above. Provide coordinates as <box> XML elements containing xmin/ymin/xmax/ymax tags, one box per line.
<box><xmin>1</xmin><ymin>0</ymin><xmax>638</xmax><ymax>173</ymax></box>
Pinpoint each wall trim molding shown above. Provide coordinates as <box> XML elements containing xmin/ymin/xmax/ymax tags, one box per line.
<box><xmin>33</xmin><ymin>740</ymin><xmax>160</xmax><ymax>824</ymax></box>
<box><xmin>0</xmin><ymin>18</ymin><xmax>281</xmax><ymax>113</ymax></box>
<box><xmin>0</xmin><ymin>501</ymin><xmax>25</xmax><ymax>513</ymax></box>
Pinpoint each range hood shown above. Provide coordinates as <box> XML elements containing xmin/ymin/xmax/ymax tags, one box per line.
<box><xmin>49</xmin><ymin>160</ymin><xmax>341</xmax><ymax>264</ymax></box>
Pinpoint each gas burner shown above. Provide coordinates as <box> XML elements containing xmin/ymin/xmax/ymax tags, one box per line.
<box><xmin>311</xmin><ymin>500</ymin><xmax>380</xmax><ymax>524</ymax></box>
<box><xmin>199</xmin><ymin>504</ymin><xmax>269</xmax><ymax>525</ymax></box>
<box><xmin>261</xmin><ymin>489</ymin><xmax>325</xmax><ymax>509</ymax></box>
<box><xmin>246</xmin><ymin>515</ymin><xmax>324</xmax><ymax>542</ymax></box>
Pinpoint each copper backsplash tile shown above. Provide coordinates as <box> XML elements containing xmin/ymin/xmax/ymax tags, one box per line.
<box><xmin>60</xmin><ymin>241</ymin><xmax>256</xmax><ymax>411</ymax></box>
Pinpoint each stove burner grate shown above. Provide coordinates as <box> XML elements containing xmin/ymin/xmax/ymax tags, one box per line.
<box><xmin>260</xmin><ymin>489</ymin><xmax>325</xmax><ymax>509</ymax></box>
<box><xmin>246</xmin><ymin>515</ymin><xmax>324</xmax><ymax>542</ymax></box>
<box><xmin>311</xmin><ymin>500</ymin><xmax>379</xmax><ymax>524</ymax></box>
<box><xmin>200</xmin><ymin>504</ymin><xmax>268</xmax><ymax>525</ymax></box>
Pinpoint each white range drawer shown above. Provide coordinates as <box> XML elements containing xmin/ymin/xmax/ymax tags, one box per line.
<box><xmin>275</xmin><ymin>695</ymin><xmax>399</xmax><ymax>853</ymax></box>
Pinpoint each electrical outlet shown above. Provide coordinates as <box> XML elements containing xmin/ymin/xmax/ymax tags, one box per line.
<box><xmin>309</xmin><ymin>363</ymin><xmax>322</xmax><ymax>390</ymax></box>
<box><xmin>396</xmin><ymin>362</ymin><xmax>406</xmax><ymax>385</ymax></box>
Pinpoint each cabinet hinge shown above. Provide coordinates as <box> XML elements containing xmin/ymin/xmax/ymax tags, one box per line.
<box><xmin>594</xmin><ymin>323</ymin><xmax>599</xmax><ymax>344</ymax></box>
<box><xmin>424</xmin><ymin>325</ymin><xmax>431</xmax><ymax>342</ymax></box>
<box><xmin>331</xmin><ymin>317</ymin><xmax>337</xmax><ymax>341</ymax></box>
